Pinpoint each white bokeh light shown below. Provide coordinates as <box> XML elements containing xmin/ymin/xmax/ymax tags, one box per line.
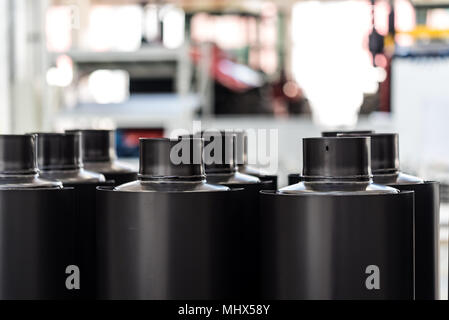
<box><xmin>87</xmin><ymin>70</ymin><xmax>129</xmax><ymax>104</ymax></box>
<box><xmin>162</xmin><ymin>6</ymin><xmax>185</xmax><ymax>49</ymax></box>
<box><xmin>291</xmin><ymin>1</ymin><xmax>378</xmax><ymax>128</ymax></box>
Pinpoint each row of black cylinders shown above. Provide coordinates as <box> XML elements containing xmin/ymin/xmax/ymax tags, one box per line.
<box><xmin>0</xmin><ymin>130</ymin><xmax>440</xmax><ymax>299</ymax></box>
<box><xmin>0</xmin><ymin>130</ymin><xmax>135</xmax><ymax>299</ymax></box>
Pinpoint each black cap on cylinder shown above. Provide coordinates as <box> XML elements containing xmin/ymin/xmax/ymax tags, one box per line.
<box><xmin>322</xmin><ymin>130</ymin><xmax>374</xmax><ymax>137</ymax></box>
<box><xmin>0</xmin><ymin>134</ymin><xmax>38</xmax><ymax>175</ymax></box>
<box><xmin>66</xmin><ymin>129</ymin><xmax>115</xmax><ymax>163</ymax></box>
<box><xmin>369</xmin><ymin>133</ymin><xmax>399</xmax><ymax>174</ymax></box>
<box><xmin>139</xmin><ymin>138</ymin><xmax>205</xmax><ymax>181</ymax></box>
<box><xmin>202</xmin><ymin>131</ymin><xmax>236</xmax><ymax>173</ymax></box>
<box><xmin>339</xmin><ymin>133</ymin><xmax>399</xmax><ymax>174</ymax></box>
<box><xmin>35</xmin><ymin>133</ymin><xmax>82</xmax><ymax>171</ymax></box>
<box><xmin>302</xmin><ymin>137</ymin><xmax>372</xmax><ymax>181</ymax></box>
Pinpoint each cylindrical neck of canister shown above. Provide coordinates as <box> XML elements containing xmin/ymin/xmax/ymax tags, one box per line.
<box><xmin>338</xmin><ymin>133</ymin><xmax>399</xmax><ymax>175</ymax></box>
<box><xmin>66</xmin><ymin>129</ymin><xmax>116</xmax><ymax>163</ymax></box>
<box><xmin>138</xmin><ymin>137</ymin><xmax>205</xmax><ymax>182</ymax></box>
<box><xmin>0</xmin><ymin>134</ymin><xmax>38</xmax><ymax>176</ymax></box>
<box><xmin>302</xmin><ymin>136</ymin><xmax>372</xmax><ymax>183</ymax></box>
<box><xmin>35</xmin><ymin>132</ymin><xmax>83</xmax><ymax>171</ymax></box>
<box><xmin>202</xmin><ymin>131</ymin><xmax>237</xmax><ymax>174</ymax></box>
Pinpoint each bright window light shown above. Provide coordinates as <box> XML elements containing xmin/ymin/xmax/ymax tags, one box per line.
<box><xmin>162</xmin><ymin>6</ymin><xmax>185</xmax><ymax>49</ymax></box>
<box><xmin>144</xmin><ymin>4</ymin><xmax>160</xmax><ymax>42</ymax></box>
<box><xmin>88</xmin><ymin>5</ymin><xmax>142</xmax><ymax>52</ymax></box>
<box><xmin>427</xmin><ymin>9</ymin><xmax>449</xmax><ymax>30</ymax></box>
<box><xmin>395</xmin><ymin>0</ymin><xmax>415</xmax><ymax>32</ymax></box>
<box><xmin>191</xmin><ymin>14</ymin><xmax>248</xmax><ymax>49</ymax></box>
<box><xmin>394</xmin><ymin>0</ymin><xmax>416</xmax><ymax>46</ymax></box>
<box><xmin>291</xmin><ymin>0</ymin><xmax>379</xmax><ymax>128</ymax></box>
<box><xmin>46</xmin><ymin>6</ymin><xmax>72</xmax><ymax>52</ymax></box>
<box><xmin>46</xmin><ymin>55</ymin><xmax>73</xmax><ymax>87</ymax></box>
<box><xmin>87</xmin><ymin>70</ymin><xmax>129</xmax><ymax>104</ymax></box>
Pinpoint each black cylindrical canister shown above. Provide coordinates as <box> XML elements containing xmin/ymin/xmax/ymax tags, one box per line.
<box><xmin>261</xmin><ymin>136</ymin><xmax>415</xmax><ymax>299</ymax></box>
<box><xmin>233</xmin><ymin>130</ymin><xmax>278</xmax><ymax>190</ymax></box>
<box><xmin>0</xmin><ymin>134</ymin><xmax>74</xmax><ymax>299</ymax></box>
<box><xmin>200</xmin><ymin>131</ymin><xmax>265</xmax><ymax>297</ymax></box>
<box><xmin>340</xmin><ymin>132</ymin><xmax>440</xmax><ymax>300</ymax></box>
<box><xmin>97</xmin><ymin>137</ymin><xmax>246</xmax><ymax>299</ymax></box>
<box><xmin>66</xmin><ymin>129</ymin><xmax>137</xmax><ymax>185</ymax></box>
<box><xmin>34</xmin><ymin>132</ymin><xmax>108</xmax><ymax>299</ymax></box>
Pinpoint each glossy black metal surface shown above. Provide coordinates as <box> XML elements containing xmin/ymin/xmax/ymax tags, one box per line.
<box><xmin>204</xmin><ymin>178</ymin><xmax>264</xmax><ymax>298</ymax></box>
<box><xmin>0</xmin><ymin>135</ymin><xmax>72</xmax><ymax>299</ymax></box>
<box><xmin>260</xmin><ymin>190</ymin><xmax>415</xmax><ymax>300</ymax></box>
<box><xmin>139</xmin><ymin>137</ymin><xmax>204</xmax><ymax>181</ymax></box>
<box><xmin>302</xmin><ymin>137</ymin><xmax>372</xmax><ymax>182</ymax></box>
<box><xmin>64</xmin><ymin>180</ymin><xmax>113</xmax><ymax>299</ymax></box>
<box><xmin>282</xmin><ymin>137</ymin><xmax>396</xmax><ymax>194</ymax></box>
<box><xmin>0</xmin><ymin>134</ymin><xmax>37</xmax><ymax>174</ymax></box>
<box><xmin>34</xmin><ymin>132</ymin><xmax>105</xmax><ymax>183</ymax></box>
<box><xmin>0</xmin><ymin>188</ymin><xmax>75</xmax><ymax>299</ymax></box>
<box><xmin>202</xmin><ymin>131</ymin><xmax>236</xmax><ymax>174</ymax></box>
<box><xmin>234</xmin><ymin>130</ymin><xmax>278</xmax><ymax>190</ymax></box>
<box><xmin>0</xmin><ymin>134</ymin><xmax>62</xmax><ymax>189</ymax></box>
<box><xmin>391</xmin><ymin>181</ymin><xmax>439</xmax><ymax>300</ymax></box>
<box><xmin>339</xmin><ymin>133</ymin><xmax>402</xmax><ymax>178</ymax></box>
<box><xmin>287</xmin><ymin>173</ymin><xmax>301</xmax><ymax>186</ymax></box>
<box><xmin>200</xmin><ymin>131</ymin><xmax>264</xmax><ymax>297</ymax></box>
<box><xmin>96</xmin><ymin>137</ymin><xmax>248</xmax><ymax>299</ymax></box>
<box><xmin>66</xmin><ymin>129</ymin><xmax>137</xmax><ymax>186</ymax></box>
<box><xmin>264</xmin><ymin>136</ymin><xmax>413</xmax><ymax>299</ymax></box>
<box><xmin>35</xmin><ymin>132</ymin><xmax>82</xmax><ymax>171</ymax></box>
<box><xmin>33</xmin><ymin>132</ymin><xmax>108</xmax><ymax>299</ymax></box>
<box><xmin>364</xmin><ymin>133</ymin><xmax>399</xmax><ymax>175</ymax></box>
<box><xmin>287</xmin><ymin>132</ymin><xmax>374</xmax><ymax>187</ymax></box>
<box><xmin>97</xmin><ymin>171</ymin><xmax>137</xmax><ymax>186</ymax></box>
<box><xmin>338</xmin><ymin>132</ymin><xmax>439</xmax><ymax>300</ymax></box>
<box><xmin>238</xmin><ymin>168</ymin><xmax>277</xmax><ymax>190</ymax></box>
<box><xmin>66</xmin><ymin>129</ymin><xmax>114</xmax><ymax>163</ymax></box>
<box><xmin>96</xmin><ymin>188</ymin><xmax>244</xmax><ymax>299</ymax></box>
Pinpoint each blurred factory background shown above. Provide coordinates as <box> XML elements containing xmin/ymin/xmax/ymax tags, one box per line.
<box><xmin>0</xmin><ymin>0</ymin><xmax>448</xmax><ymax>297</ymax></box>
